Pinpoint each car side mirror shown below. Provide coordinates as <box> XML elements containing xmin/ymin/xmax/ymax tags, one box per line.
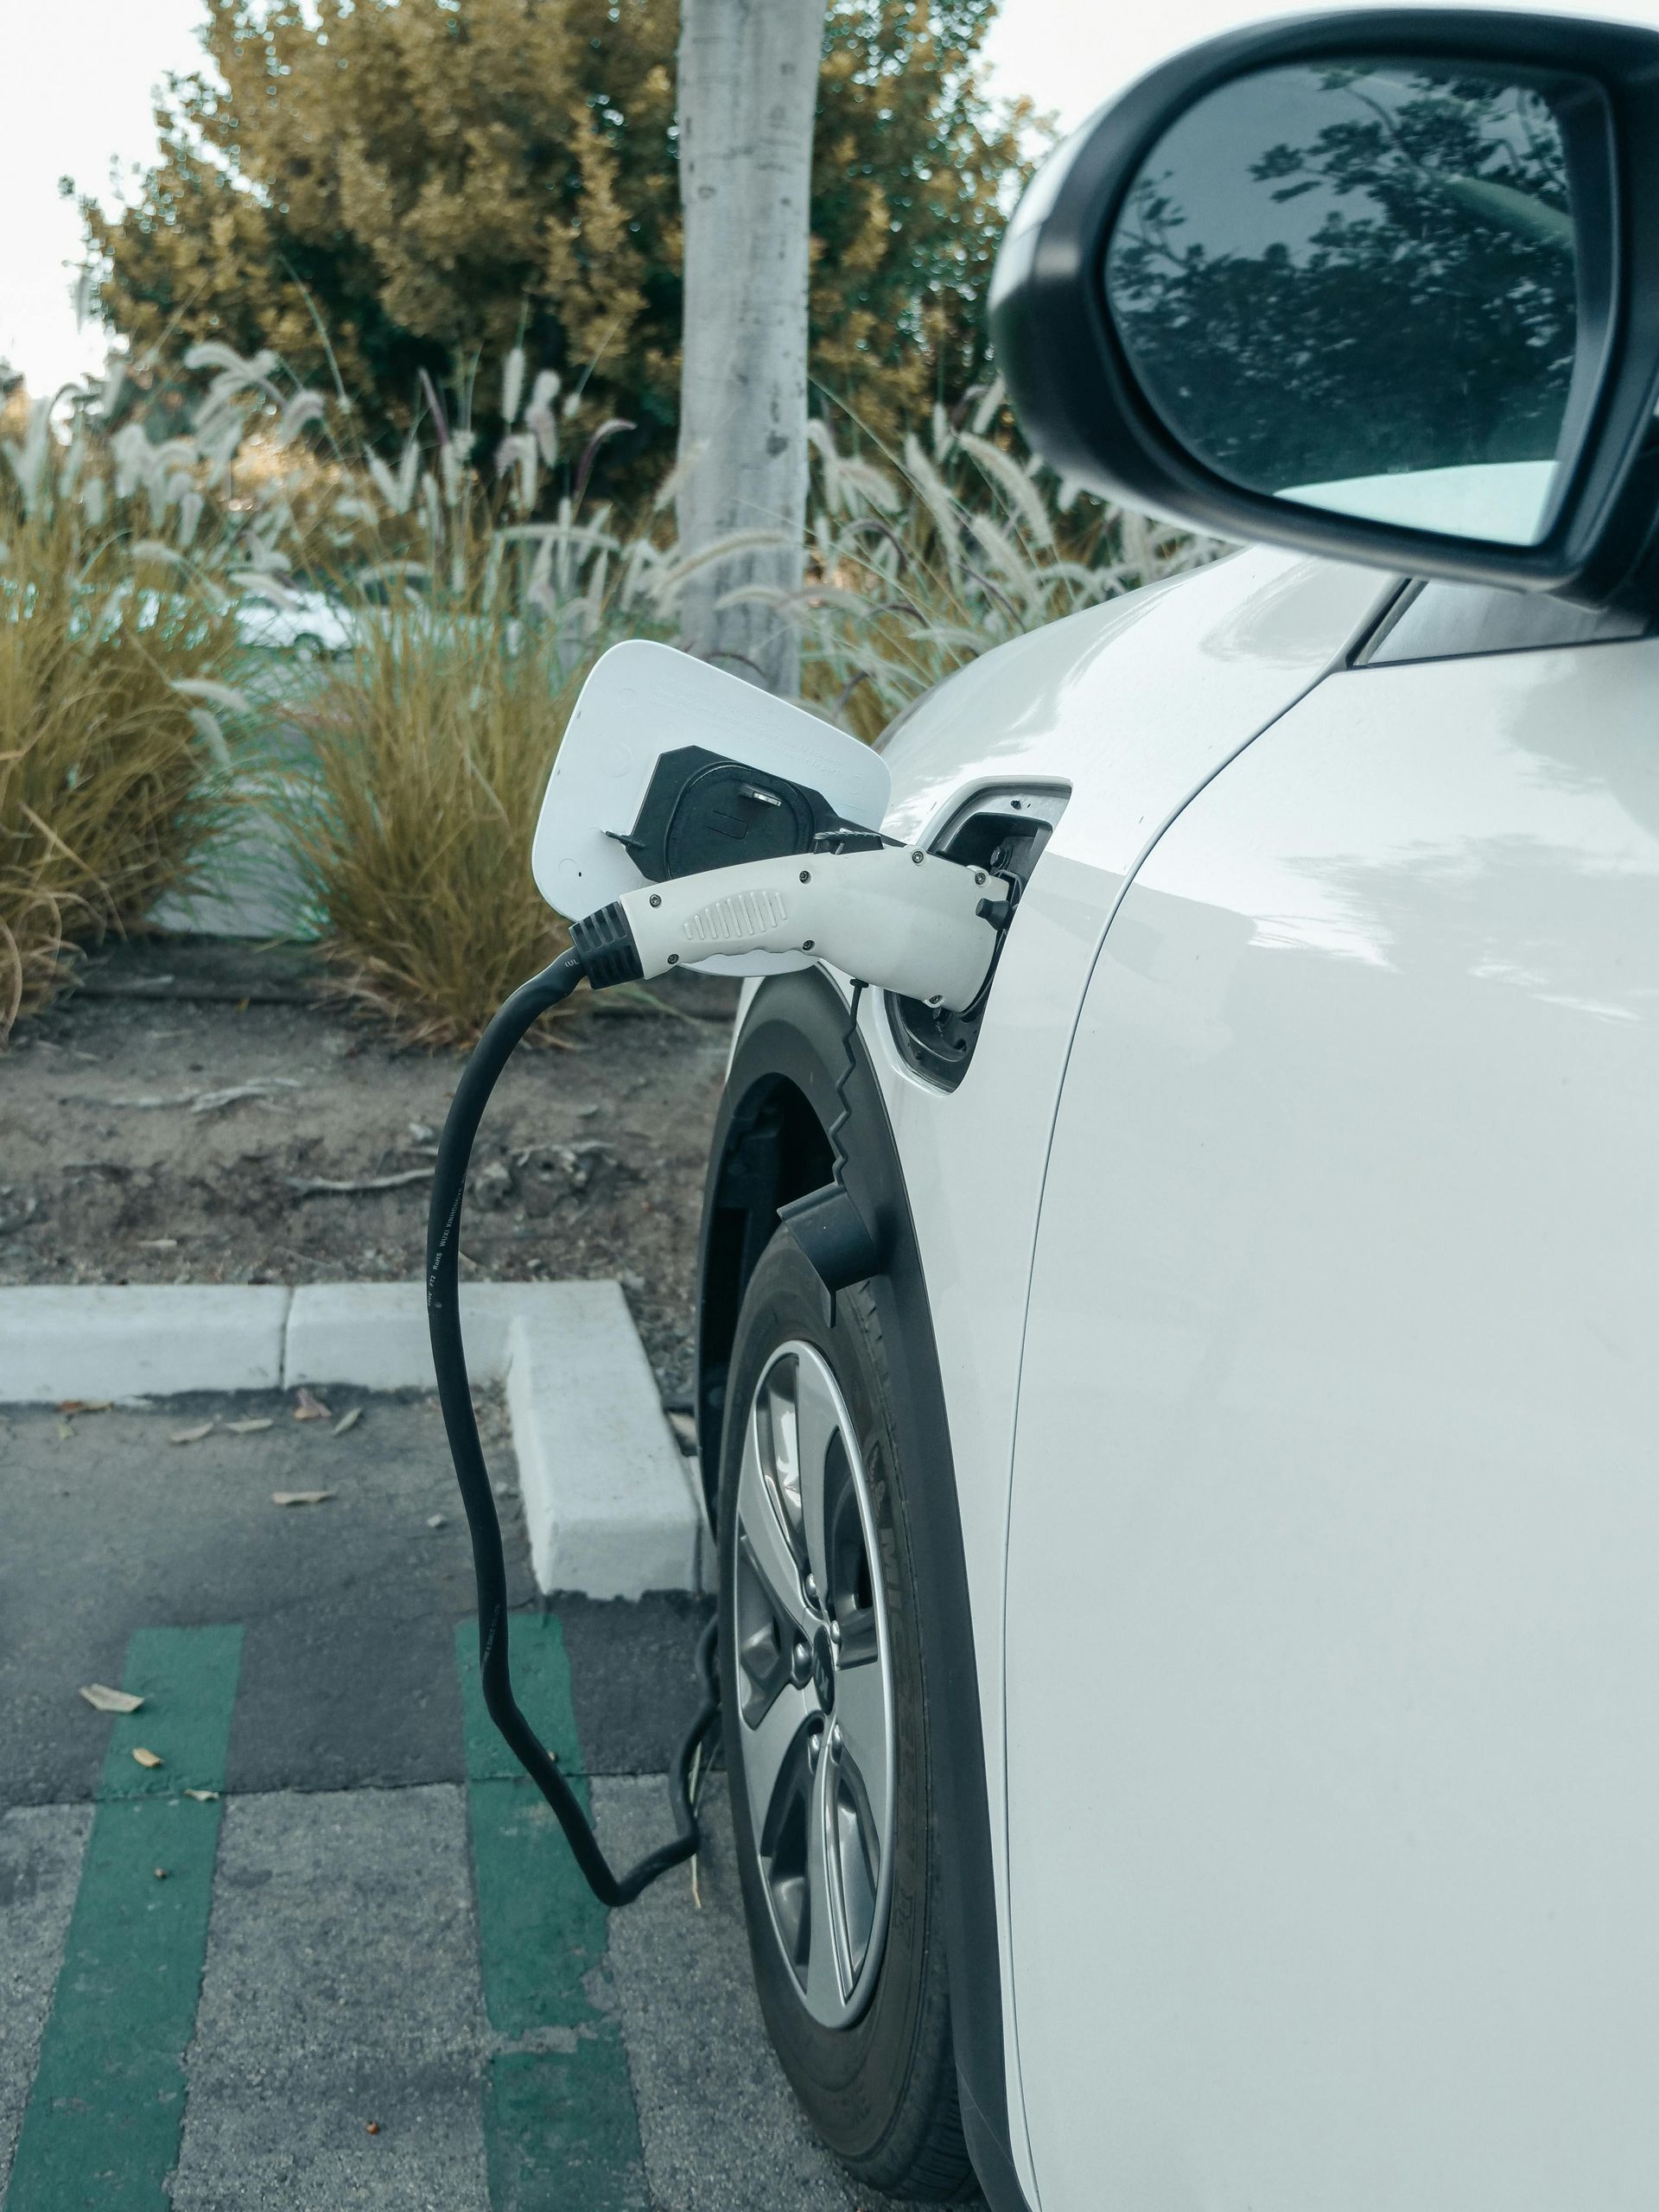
<box><xmin>990</xmin><ymin>8</ymin><xmax>1659</xmax><ymax>605</ymax></box>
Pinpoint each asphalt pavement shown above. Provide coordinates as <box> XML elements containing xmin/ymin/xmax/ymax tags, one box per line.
<box><xmin>0</xmin><ymin>1394</ymin><xmax>912</xmax><ymax>2210</ymax></box>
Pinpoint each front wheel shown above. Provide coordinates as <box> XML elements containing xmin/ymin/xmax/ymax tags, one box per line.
<box><xmin>718</xmin><ymin>1229</ymin><xmax>975</xmax><ymax>2201</ymax></box>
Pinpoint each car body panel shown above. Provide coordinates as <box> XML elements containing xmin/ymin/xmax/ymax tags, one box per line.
<box><xmin>861</xmin><ymin>543</ymin><xmax>1393</xmax><ymax>2196</ymax></box>
<box><xmin>1005</xmin><ymin>633</ymin><xmax>1659</xmax><ymax>2207</ymax></box>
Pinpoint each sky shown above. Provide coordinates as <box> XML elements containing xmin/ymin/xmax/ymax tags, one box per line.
<box><xmin>5</xmin><ymin>0</ymin><xmax>1659</xmax><ymax>396</ymax></box>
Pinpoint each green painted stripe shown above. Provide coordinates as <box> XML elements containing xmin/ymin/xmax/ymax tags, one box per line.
<box><xmin>456</xmin><ymin>1615</ymin><xmax>649</xmax><ymax>2211</ymax></box>
<box><xmin>6</xmin><ymin>1626</ymin><xmax>242</xmax><ymax>2212</ymax></box>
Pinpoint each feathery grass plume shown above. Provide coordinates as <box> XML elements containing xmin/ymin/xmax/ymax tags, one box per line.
<box><xmin>501</xmin><ymin>346</ymin><xmax>526</xmax><ymax>431</ymax></box>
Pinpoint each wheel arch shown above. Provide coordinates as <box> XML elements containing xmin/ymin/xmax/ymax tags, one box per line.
<box><xmin>695</xmin><ymin>967</ymin><xmax>1034</xmax><ymax>2212</ymax></box>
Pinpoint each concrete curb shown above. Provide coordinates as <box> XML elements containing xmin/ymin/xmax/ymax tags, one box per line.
<box><xmin>0</xmin><ymin>1285</ymin><xmax>291</xmax><ymax>1401</ymax></box>
<box><xmin>0</xmin><ymin>1281</ymin><xmax>708</xmax><ymax>1601</ymax></box>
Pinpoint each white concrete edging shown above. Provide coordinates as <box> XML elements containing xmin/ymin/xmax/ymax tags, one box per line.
<box><xmin>0</xmin><ymin>1280</ymin><xmax>708</xmax><ymax>1600</ymax></box>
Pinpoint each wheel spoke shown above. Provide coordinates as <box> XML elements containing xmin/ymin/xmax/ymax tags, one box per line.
<box><xmin>804</xmin><ymin>1743</ymin><xmax>849</xmax><ymax>2016</ymax></box>
<box><xmin>745</xmin><ymin>1681</ymin><xmax>814</xmax><ymax>1842</ymax></box>
<box><xmin>793</xmin><ymin>1354</ymin><xmax>844</xmax><ymax>1602</ymax></box>
<box><xmin>832</xmin><ymin>1652</ymin><xmax>891</xmax><ymax>1858</ymax></box>
<box><xmin>737</xmin><ymin>1414</ymin><xmax>814</xmax><ymax>1638</ymax></box>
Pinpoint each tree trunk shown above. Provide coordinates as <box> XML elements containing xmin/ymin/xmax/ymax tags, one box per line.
<box><xmin>675</xmin><ymin>0</ymin><xmax>825</xmax><ymax>696</ymax></box>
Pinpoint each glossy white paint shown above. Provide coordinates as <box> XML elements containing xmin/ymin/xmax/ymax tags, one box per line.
<box><xmin>1005</xmin><ymin>634</ymin><xmax>1659</xmax><ymax>2207</ymax></box>
<box><xmin>868</xmin><ymin>543</ymin><xmax>1392</xmax><ymax>2196</ymax></box>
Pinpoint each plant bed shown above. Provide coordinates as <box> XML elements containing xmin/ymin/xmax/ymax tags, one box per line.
<box><xmin>0</xmin><ymin>937</ymin><xmax>741</xmax><ymax>1402</ymax></box>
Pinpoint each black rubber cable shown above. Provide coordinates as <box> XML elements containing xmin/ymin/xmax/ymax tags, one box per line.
<box><xmin>426</xmin><ymin>946</ymin><xmax>721</xmax><ymax>1908</ymax></box>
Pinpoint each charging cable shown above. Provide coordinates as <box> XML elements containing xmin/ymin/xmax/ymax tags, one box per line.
<box><xmin>427</xmin><ymin>843</ymin><xmax>1011</xmax><ymax>1908</ymax></box>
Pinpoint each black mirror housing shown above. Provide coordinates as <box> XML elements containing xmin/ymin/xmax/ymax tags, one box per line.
<box><xmin>990</xmin><ymin>9</ymin><xmax>1659</xmax><ymax>606</ymax></box>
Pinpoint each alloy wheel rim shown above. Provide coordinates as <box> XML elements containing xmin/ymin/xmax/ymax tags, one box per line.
<box><xmin>731</xmin><ymin>1339</ymin><xmax>896</xmax><ymax>2029</ymax></box>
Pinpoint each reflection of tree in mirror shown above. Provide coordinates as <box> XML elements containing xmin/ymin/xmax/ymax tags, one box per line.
<box><xmin>1106</xmin><ymin>67</ymin><xmax>1579</xmax><ymax>496</ymax></box>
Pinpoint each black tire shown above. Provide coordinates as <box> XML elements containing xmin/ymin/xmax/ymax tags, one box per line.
<box><xmin>718</xmin><ymin>1228</ymin><xmax>976</xmax><ymax>2202</ymax></box>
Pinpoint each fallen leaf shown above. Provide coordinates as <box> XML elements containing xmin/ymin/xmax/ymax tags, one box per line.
<box><xmin>291</xmin><ymin>1388</ymin><xmax>331</xmax><ymax>1421</ymax></box>
<box><xmin>332</xmin><ymin>1408</ymin><xmax>361</xmax><ymax>1435</ymax></box>
<box><xmin>426</xmin><ymin>1513</ymin><xmax>447</xmax><ymax>1529</ymax></box>
<box><xmin>271</xmin><ymin>1489</ymin><xmax>335</xmax><ymax>1508</ymax></box>
<box><xmin>225</xmin><ymin>1417</ymin><xmax>274</xmax><ymax>1435</ymax></box>
<box><xmin>55</xmin><ymin>1421</ymin><xmax>73</xmax><ymax>1441</ymax></box>
<box><xmin>59</xmin><ymin>1399</ymin><xmax>112</xmax><ymax>1415</ymax></box>
<box><xmin>79</xmin><ymin>1683</ymin><xmax>144</xmax><ymax>1714</ymax></box>
<box><xmin>365</xmin><ymin>2121</ymin><xmax>381</xmax><ymax>2137</ymax></box>
<box><xmin>183</xmin><ymin>1788</ymin><xmax>219</xmax><ymax>1802</ymax></box>
<box><xmin>131</xmin><ymin>1746</ymin><xmax>163</xmax><ymax>1769</ymax></box>
<box><xmin>169</xmin><ymin>1421</ymin><xmax>215</xmax><ymax>1446</ymax></box>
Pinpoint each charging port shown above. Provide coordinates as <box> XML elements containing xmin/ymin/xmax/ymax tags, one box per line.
<box><xmin>887</xmin><ymin>784</ymin><xmax>1069</xmax><ymax>1089</ymax></box>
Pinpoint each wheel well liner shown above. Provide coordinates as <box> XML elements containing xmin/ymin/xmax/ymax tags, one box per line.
<box><xmin>695</xmin><ymin>968</ymin><xmax>1033</xmax><ymax>2212</ymax></box>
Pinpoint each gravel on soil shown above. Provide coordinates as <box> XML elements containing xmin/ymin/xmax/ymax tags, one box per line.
<box><xmin>0</xmin><ymin>938</ymin><xmax>742</xmax><ymax>1403</ymax></box>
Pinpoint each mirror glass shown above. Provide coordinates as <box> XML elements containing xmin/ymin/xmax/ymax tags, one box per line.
<box><xmin>1103</xmin><ymin>59</ymin><xmax>1591</xmax><ymax>543</ymax></box>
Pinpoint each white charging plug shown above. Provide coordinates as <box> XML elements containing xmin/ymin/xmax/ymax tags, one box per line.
<box><xmin>612</xmin><ymin>844</ymin><xmax>1012</xmax><ymax>1012</ymax></box>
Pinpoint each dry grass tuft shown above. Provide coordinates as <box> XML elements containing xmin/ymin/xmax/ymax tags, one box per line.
<box><xmin>281</xmin><ymin>595</ymin><xmax>602</xmax><ymax>1046</ymax></box>
<box><xmin>0</xmin><ymin>506</ymin><xmax>237</xmax><ymax>1039</ymax></box>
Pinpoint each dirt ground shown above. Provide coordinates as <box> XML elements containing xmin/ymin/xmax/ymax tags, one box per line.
<box><xmin>0</xmin><ymin>938</ymin><xmax>742</xmax><ymax>1402</ymax></box>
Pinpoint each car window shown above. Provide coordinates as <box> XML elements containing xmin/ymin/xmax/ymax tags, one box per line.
<box><xmin>1359</xmin><ymin>579</ymin><xmax>1649</xmax><ymax>665</ymax></box>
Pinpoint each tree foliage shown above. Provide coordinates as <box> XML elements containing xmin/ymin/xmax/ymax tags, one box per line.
<box><xmin>810</xmin><ymin>2</ymin><xmax>1029</xmax><ymax>439</ymax></box>
<box><xmin>85</xmin><ymin>0</ymin><xmax>1030</xmax><ymax>496</ymax></box>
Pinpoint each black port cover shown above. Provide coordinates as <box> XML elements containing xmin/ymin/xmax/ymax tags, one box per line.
<box><xmin>609</xmin><ymin>746</ymin><xmax>866</xmax><ymax>883</ymax></box>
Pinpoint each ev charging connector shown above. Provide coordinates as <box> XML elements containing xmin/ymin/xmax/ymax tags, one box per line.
<box><xmin>573</xmin><ymin>842</ymin><xmax>1005</xmax><ymax>1013</ymax></box>
<box><xmin>428</xmin><ymin>644</ymin><xmax>1017</xmax><ymax>1910</ymax></box>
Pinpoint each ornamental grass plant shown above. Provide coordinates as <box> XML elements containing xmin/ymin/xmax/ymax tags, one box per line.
<box><xmin>0</xmin><ymin>389</ymin><xmax>245</xmax><ymax>1039</ymax></box>
<box><xmin>278</xmin><ymin>591</ymin><xmax>607</xmax><ymax>1046</ymax></box>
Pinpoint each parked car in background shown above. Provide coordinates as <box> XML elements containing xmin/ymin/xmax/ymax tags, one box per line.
<box><xmin>694</xmin><ymin>13</ymin><xmax>1659</xmax><ymax>2209</ymax></box>
<box><xmin>235</xmin><ymin>574</ymin><xmax>524</xmax><ymax>662</ymax></box>
<box><xmin>233</xmin><ymin>583</ymin><xmax>353</xmax><ymax>659</ymax></box>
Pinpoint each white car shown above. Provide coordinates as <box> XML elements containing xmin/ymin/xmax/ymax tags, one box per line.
<box><xmin>233</xmin><ymin>584</ymin><xmax>354</xmax><ymax>659</ymax></box>
<box><xmin>693</xmin><ymin>12</ymin><xmax>1659</xmax><ymax>2208</ymax></box>
<box><xmin>233</xmin><ymin>578</ymin><xmax>525</xmax><ymax>662</ymax></box>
